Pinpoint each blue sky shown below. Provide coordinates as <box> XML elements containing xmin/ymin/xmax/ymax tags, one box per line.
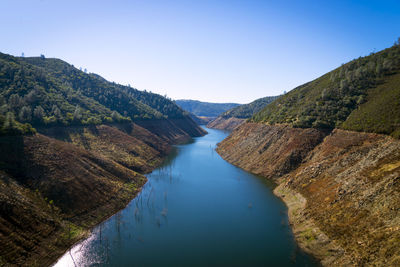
<box><xmin>1</xmin><ymin>0</ymin><xmax>399</xmax><ymax>103</ymax></box>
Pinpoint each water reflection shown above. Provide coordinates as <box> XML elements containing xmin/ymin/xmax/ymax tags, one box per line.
<box><xmin>53</xmin><ymin>127</ymin><xmax>319</xmax><ymax>267</ymax></box>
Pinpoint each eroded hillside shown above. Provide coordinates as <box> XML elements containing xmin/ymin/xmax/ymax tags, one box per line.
<box><xmin>0</xmin><ymin>117</ymin><xmax>206</xmax><ymax>266</ymax></box>
<box><xmin>217</xmin><ymin>124</ymin><xmax>400</xmax><ymax>266</ymax></box>
<box><xmin>0</xmin><ymin>132</ymin><xmax>148</xmax><ymax>266</ymax></box>
<box><xmin>207</xmin><ymin>117</ymin><xmax>245</xmax><ymax>131</ymax></box>
<box><xmin>216</xmin><ymin>42</ymin><xmax>400</xmax><ymax>266</ymax></box>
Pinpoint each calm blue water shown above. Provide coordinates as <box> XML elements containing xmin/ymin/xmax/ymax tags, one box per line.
<box><xmin>54</xmin><ymin>127</ymin><xmax>318</xmax><ymax>267</ymax></box>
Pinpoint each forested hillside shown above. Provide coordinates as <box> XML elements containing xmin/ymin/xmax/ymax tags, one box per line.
<box><xmin>175</xmin><ymin>99</ymin><xmax>239</xmax><ymax>117</ymax></box>
<box><xmin>251</xmin><ymin>41</ymin><xmax>400</xmax><ymax>137</ymax></box>
<box><xmin>221</xmin><ymin>96</ymin><xmax>278</xmax><ymax>119</ymax></box>
<box><xmin>207</xmin><ymin>96</ymin><xmax>278</xmax><ymax>130</ymax></box>
<box><xmin>0</xmin><ymin>53</ymin><xmax>189</xmax><ymax>135</ymax></box>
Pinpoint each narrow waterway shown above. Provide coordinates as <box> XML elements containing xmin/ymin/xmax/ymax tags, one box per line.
<box><xmin>54</xmin><ymin>127</ymin><xmax>318</xmax><ymax>266</ymax></box>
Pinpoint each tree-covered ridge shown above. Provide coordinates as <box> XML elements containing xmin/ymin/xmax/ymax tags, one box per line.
<box><xmin>22</xmin><ymin>57</ymin><xmax>187</xmax><ymax>119</ymax></box>
<box><xmin>175</xmin><ymin>99</ymin><xmax>240</xmax><ymax>117</ymax></box>
<box><xmin>221</xmin><ymin>96</ymin><xmax>279</xmax><ymax>119</ymax></box>
<box><xmin>0</xmin><ymin>53</ymin><xmax>187</xmax><ymax>135</ymax></box>
<box><xmin>251</xmin><ymin>40</ymin><xmax>400</xmax><ymax>137</ymax></box>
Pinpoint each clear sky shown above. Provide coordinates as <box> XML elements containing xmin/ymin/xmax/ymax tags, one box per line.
<box><xmin>1</xmin><ymin>0</ymin><xmax>400</xmax><ymax>103</ymax></box>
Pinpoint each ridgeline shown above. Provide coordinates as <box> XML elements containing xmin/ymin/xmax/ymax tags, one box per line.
<box><xmin>175</xmin><ymin>99</ymin><xmax>239</xmax><ymax>118</ymax></box>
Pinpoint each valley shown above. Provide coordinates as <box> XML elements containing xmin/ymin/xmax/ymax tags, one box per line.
<box><xmin>53</xmin><ymin>127</ymin><xmax>318</xmax><ymax>267</ymax></box>
<box><xmin>1</xmin><ymin>34</ymin><xmax>400</xmax><ymax>267</ymax></box>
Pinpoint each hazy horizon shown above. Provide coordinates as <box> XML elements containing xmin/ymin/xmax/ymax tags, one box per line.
<box><xmin>2</xmin><ymin>0</ymin><xmax>400</xmax><ymax>104</ymax></box>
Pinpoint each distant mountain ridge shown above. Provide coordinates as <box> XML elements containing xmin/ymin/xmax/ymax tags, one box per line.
<box><xmin>221</xmin><ymin>96</ymin><xmax>279</xmax><ymax>119</ymax></box>
<box><xmin>175</xmin><ymin>99</ymin><xmax>240</xmax><ymax>117</ymax></box>
<box><xmin>207</xmin><ymin>96</ymin><xmax>278</xmax><ymax>130</ymax></box>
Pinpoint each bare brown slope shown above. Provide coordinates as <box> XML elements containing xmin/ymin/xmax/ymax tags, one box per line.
<box><xmin>216</xmin><ymin>123</ymin><xmax>328</xmax><ymax>179</ymax></box>
<box><xmin>217</xmin><ymin>123</ymin><xmax>400</xmax><ymax>266</ymax></box>
<box><xmin>135</xmin><ymin>117</ymin><xmax>207</xmax><ymax>144</ymax></box>
<box><xmin>207</xmin><ymin>117</ymin><xmax>245</xmax><ymax>131</ymax></box>
<box><xmin>38</xmin><ymin>123</ymin><xmax>169</xmax><ymax>174</ymax></box>
<box><xmin>0</xmin><ymin>134</ymin><xmax>146</xmax><ymax>266</ymax></box>
<box><xmin>279</xmin><ymin>129</ymin><xmax>400</xmax><ymax>266</ymax></box>
<box><xmin>0</xmin><ymin>116</ymin><xmax>205</xmax><ymax>266</ymax></box>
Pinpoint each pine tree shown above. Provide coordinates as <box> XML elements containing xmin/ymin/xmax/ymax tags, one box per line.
<box><xmin>19</xmin><ymin>106</ymin><xmax>32</xmax><ymax>122</ymax></box>
<box><xmin>111</xmin><ymin>111</ymin><xmax>121</xmax><ymax>122</ymax></box>
<box><xmin>51</xmin><ymin>105</ymin><xmax>62</xmax><ymax>118</ymax></box>
<box><xmin>33</xmin><ymin>106</ymin><xmax>45</xmax><ymax>121</ymax></box>
<box><xmin>9</xmin><ymin>94</ymin><xmax>21</xmax><ymax>109</ymax></box>
<box><xmin>3</xmin><ymin>112</ymin><xmax>15</xmax><ymax>129</ymax></box>
<box><xmin>73</xmin><ymin>105</ymin><xmax>82</xmax><ymax>121</ymax></box>
<box><xmin>0</xmin><ymin>104</ymin><xmax>9</xmax><ymax>115</ymax></box>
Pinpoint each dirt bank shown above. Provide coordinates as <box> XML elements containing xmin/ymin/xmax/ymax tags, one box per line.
<box><xmin>207</xmin><ymin>117</ymin><xmax>246</xmax><ymax>131</ymax></box>
<box><xmin>217</xmin><ymin>123</ymin><xmax>400</xmax><ymax>266</ymax></box>
<box><xmin>0</xmin><ymin>120</ymin><xmax>206</xmax><ymax>266</ymax></box>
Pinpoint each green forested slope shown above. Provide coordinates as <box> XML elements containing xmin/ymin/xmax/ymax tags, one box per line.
<box><xmin>23</xmin><ymin>57</ymin><xmax>187</xmax><ymax>119</ymax></box>
<box><xmin>341</xmin><ymin>71</ymin><xmax>400</xmax><ymax>138</ymax></box>
<box><xmin>221</xmin><ymin>96</ymin><xmax>279</xmax><ymax>119</ymax></box>
<box><xmin>0</xmin><ymin>53</ymin><xmax>188</xmax><ymax>134</ymax></box>
<box><xmin>251</xmin><ymin>41</ymin><xmax>400</xmax><ymax>137</ymax></box>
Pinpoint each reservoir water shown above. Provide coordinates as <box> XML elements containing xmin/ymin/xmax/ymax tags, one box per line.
<box><xmin>54</xmin><ymin>127</ymin><xmax>318</xmax><ymax>266</ymax></box>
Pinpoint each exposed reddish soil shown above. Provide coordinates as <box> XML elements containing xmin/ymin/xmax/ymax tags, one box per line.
<box><xmin>217</xmin><ymin>123</ymin><xmax>400</xmax><ymax>266</ymax></box>
<box><xmin>135</xmin><ymin>117</ymin><xmax>207</xmax><ymax>143</ymax></box>
<box><xmin>0</xmin><ymin>134</ymin><xmax>146</xmax><ymax>266</ymax></box>
<box><xmin>38</xmin><ymin>123</ymin><xmax>168</xmax><ymax>174</ymax></box>
<box><xmin>0</xmin><ymin>118</ymin><xmax>206</xmax><ymax>266</ymax></box>
<box><xmin>217</xmin><ymin>123</ymin><xmax>329</xmax><ymax>179</ymax></box>
<box><xmin>207</xmin><ymin>117</ymin><xmax>245</xmax><ymax>131</ymax></box>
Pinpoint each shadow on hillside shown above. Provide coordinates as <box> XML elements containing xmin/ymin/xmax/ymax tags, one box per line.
<box><xmin>0</xmin><ymin>136</ymin><xmax>25</xmax><ymax>182</ymax></box>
